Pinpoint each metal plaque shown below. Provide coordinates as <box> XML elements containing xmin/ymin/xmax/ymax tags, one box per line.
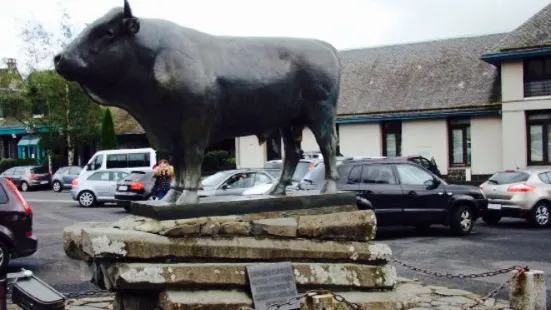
<box><xmin>246</xmin><ymin>262</ymin><xmax>300</xmax><ymax>310</ymax></box>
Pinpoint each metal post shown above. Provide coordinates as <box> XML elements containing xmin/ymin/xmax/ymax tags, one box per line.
<box><xmin>0</xmin><ymin>275</ymin><xmax>7</xmax><ymax>310</ymax></box>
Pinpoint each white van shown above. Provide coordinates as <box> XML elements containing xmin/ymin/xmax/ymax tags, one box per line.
<box><xmin>79</xmin><ymin>148</ymin><xmax>157</xmax><ymax>178</ymax></box>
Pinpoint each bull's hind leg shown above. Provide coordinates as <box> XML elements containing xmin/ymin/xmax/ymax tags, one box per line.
<box><xmin>306</xmin><ymin>103</ymin><xmax>339</xmax><ymax>194</ymax></box>
<box><xmin>268</xmin><ymin>126</ymin><xmax>303</xmax><ymax>195</ymax></box>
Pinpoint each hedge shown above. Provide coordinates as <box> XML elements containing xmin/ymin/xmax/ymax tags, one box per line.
<box><xmin>0</xmin><ymin>158</ymin><xmax>38</xmax><ymax>174</ymax></box>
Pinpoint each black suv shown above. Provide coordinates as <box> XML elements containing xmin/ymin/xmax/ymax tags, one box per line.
<box><xmin>300</xmin><ymin>158</ymin><xmax>487</xmax><ymax>235</ymax></box>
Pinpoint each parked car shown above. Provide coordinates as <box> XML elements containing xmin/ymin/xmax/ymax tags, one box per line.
<box><xmin>479</xmin><ymin>169</ymin><xmax>551</xmax><ymax>227</ymax></box>
<box><xmin>51</xmin><ymin>166</ymin><xmax>82</xmax><ymax>192</ymax></box>
<box><xmin>263</xmin><ymin>158</ymin><xmax>323</xmax><ymax>189</ymax></box>
<box><xmin>70</xmin><ymin>170</ymin><xmax>130</xmax><ymax>207</ymax></box>
<box><xmin>199</xmin><ymin>169</ymin><xmax>276</xmax><ymax>197</ymax></box>
<box><xmin>115</xmin><ymin>170</ymin><xmax>157</xmax><ymax>210</ymax></box>
<box><xmin>0</xmin><ymin>166</ymin><xmax>51</xmax><ymax>192</ymax></box>
<box><xmin>0</xmin><ymin>178</ymin><xmax>37</xmax><ymax>274</ymax></box>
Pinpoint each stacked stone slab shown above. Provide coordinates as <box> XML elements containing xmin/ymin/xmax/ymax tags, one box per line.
<box><xmin>64</xmin><ymin>192</ymin><xmax>415</xmax><ymax>310</ymax></box>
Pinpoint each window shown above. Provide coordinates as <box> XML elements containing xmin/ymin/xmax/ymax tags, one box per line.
<box><xmin>106</xmin><ymin>154</ymin><xmax>128</xmax><ymax>169</ymax></box>
<box><xmin>538</xmin><ymin>172</ymin><xmax>551</xmax><ymax>184</ymax></box>
<box><xmin>526</xmin><ymin>111</ymin><xmax>551</xmax><ymax>165</ymax></box>
<box><xmin>56</xmin><ymin>167</ymin><xmax>69</xmax><ymax>175</ymax></box>
<box><xmin>90</xmin><ymin>155</ymin><xmax>103</xmax><ymax>171</ymax></box>
<box><xmin>347</xmin><ymin>165</ymin><xmax>363</xmax><ymax>184</ymax></box>
<box><xmin>360</xmin><ymin>164</ymin><xmax>396</xmax><ymax>184</ymax></box>
<box><xmin>448</xmin><ymin>118</ymin><xmax>471</xmax><ymax>166</ymax></box>
<box><xmin>31</xmin><ymin>166</ymin><xmax>47</xmax><ymax>174</ymax></box>
<box><xmin>524</xmin><ymin>56</ymin><xmax>551</xmax><ymax>97</ymax></box>
<box><xmin>69</xmin><ymin>167</ymin><xmax>82</xmax><ymax>175</ymax></box>
<box><xmin>13</xmin><ymin>168</ymin><xmax>25</xmax><ymax>176</ymax></box>
<box><xmin>381</xmin><ymin>121</ymin><xmax>401</xmax><ymax>157</ymax></box>
<box><xmin>88</xmin><ymin>172</ymin><xmax>110</xmax><ymax>181</ymax></box>
<box><xmin>254</xmin><ymin>173</ymin><xmax>273</xmax><ymax>185</ymax></box>
<box><xmin>225</xmin><ymin>173</ymin><xmax>255</xmax><ymax>188</ymax></box>
<box><xmin>2</xmin><ymin>168</ymin><xmax>14</xmax><ymax>176</ymax></box>
<box><xmin>128</xmin><ymin>153</ymin><xmax>150</xmax><ymax>167</ymax></box>
<box><xmin>111</xmin><ymin>171</ymin><xmax>129</xmax><ymax>181</ymax></box>
<box><xmin>395</xmin><ymin>164</ymin><xmax>433</xmax><ymax>185</ymax></box>
<box><xmin>0</xmin><ymin>186</ymin><xmax>8</xmax><ymax>204</ymax></box>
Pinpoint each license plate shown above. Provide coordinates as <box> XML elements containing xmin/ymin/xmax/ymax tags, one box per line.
<box><xmin>488</xmin><ymin>203</ymin><xmax>502</xmax><ymax>210</ymax></box>
<box><xmin>40</xmin><ymin>181</ymin><xmax>48</xmax><ymax>184</ymax></box>
<box><xmin>118</xmin><ymin>185</ymin><xmax>128</xmax><ymax>191</ymax></box>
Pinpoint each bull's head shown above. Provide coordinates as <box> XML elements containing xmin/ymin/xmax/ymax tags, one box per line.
<box><xmin>54</xmin><ymin>0</ymin><xmax>141</xmax><ymax>82</ymax></box>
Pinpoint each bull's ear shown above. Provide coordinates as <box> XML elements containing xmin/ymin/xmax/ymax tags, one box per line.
<box><xmin>124</xmin><ymin>0</ymin><xmax>133</xmax><ymax>18</ymax></box>
<box><xmin>123</xmin><ymin>17</ymin><xmax>140</xmax><ymax>35</ymax></box>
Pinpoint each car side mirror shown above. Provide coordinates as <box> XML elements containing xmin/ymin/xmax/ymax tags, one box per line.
<box><xmin>221</xmin><ymin>184</ymin><xmax>229</xmax><ymax>190</ymax></box>
<box><xmin>425</xmin><ymin>178</ymin><xmax>440</xmax><ymax>189</ymax></box>
<box><xmin>86</xmin><ymin>163</ymin><xmax>92</xmax><ymax>170</ymax></box>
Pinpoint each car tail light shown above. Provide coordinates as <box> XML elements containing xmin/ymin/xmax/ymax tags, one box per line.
<box><xmin>130</xmin><ymin>181</ymin><xmax>144</xmax><ymax>191</ymax></box>
<box><xmin>71</xmin><ymin>179</ymin><xmax>78</xmax><ymax>186</ymax></box>
<box><xmin>507</xmin><ymin>184</ymin><xmax>534</xmax><ymax>193</ymax></box>
<box><xmin>4</xmin><ymin>179</ymin><xmax>31</xmax><ymax>215</ymax></box>
<box><xmin>29</xmin><ymin>174</ymin><xmax>38</xmax><ymax>180</ymax></box>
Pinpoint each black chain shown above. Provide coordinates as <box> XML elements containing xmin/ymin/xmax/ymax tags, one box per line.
<box><xmin>391</xmin><ymin>257</ymin><xmax>524</xmax><ymax>279</ymax></box>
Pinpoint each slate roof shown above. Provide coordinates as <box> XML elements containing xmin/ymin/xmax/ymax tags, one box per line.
<box><xmin>336</xmin><ymin>33</ymin><xmax>505</xmax><ymax>116</ymax></box>
<box><xmin>492</xmin><ymin>2</ymin><xmax>551</xmax><ymax>51</ymax></box>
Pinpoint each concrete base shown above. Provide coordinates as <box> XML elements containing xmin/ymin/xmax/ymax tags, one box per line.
<box><xmin>129</xmin><ymin>191</ymin><xmax>357</xmax><ymax>220</ymax></box>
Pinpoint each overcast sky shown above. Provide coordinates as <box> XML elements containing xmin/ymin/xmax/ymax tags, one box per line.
<box><xmin>0</xmin><ymin>0</ymin><xmax>550</xmax><ymax>73</ymax></box>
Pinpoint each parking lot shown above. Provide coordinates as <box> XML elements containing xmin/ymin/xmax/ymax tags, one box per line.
<box><xmin>11</xmin><ymin>190</ymin><xmax>551</xmax><ymax>307</ymax></box>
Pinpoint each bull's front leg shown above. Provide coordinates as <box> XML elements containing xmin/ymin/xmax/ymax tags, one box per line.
<box><xmin>175</xmin><ymin>144</ymin><xmax>206</xmax><ymax>205</ymax></box>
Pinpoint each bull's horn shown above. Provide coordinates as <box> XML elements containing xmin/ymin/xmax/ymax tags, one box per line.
<box><xmin>124</xmin><ymin>0</ymin><xmax>133</xmax><ymax>17</ymax></box>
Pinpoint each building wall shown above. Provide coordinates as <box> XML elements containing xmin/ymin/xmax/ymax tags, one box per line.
<box><xmin>401</xmin><ymin>119</ymin><xmax>449</xmax><ymax>175</ymax></box>
<box><xmin>471</xmin><ymin>117</ymin><xmax>503</xmax><ymax>174</ymax></box>
<box><xmin>339</xmin><ymin>123</ymin><xmax>381</xmax><ymax>157</ymax></box>
<box><xmin>235</xmin><ymin>135</ymin><xmax>266</xmax><ymax>168</ymax></box>
<box><xmin>501</xmin><ymin>61</ymin><xmax>524</xmax><ymax>102</ymax></box>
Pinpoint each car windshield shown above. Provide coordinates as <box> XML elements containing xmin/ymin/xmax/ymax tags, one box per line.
<box><xmin>201</xmin><ymin>171</ymin><xmax>233</xmax><ymax>187</ymax></box>
<box><xmin>31</xmin><ymin>166</ymin><xmax>47</xmax><ymax>174</ymax></box>
<box><xmin>487</xmin><ymin>172</ymin><xmax>530</xmax><ymax>185</ymax></box>
<box><xmin>292</xmin><ymin>161</ymin><xmax>314</xmax><ymax>182</ymax></box>
<box><xmin>302</xmin><ymin>164</ymin><xmax>325</xmax><ymax>184</ymax></box>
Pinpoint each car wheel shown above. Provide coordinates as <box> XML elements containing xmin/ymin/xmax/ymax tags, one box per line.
<box><xmin>52</xmin><ymin>181</ymin><xmax>62</xmax><ymax>193</ymax></box>
<box><xmin>78</xmin><ymin>191</ymin><xmax>96</xmax><ymax>208</ymax></box>
<box><xmin>20</xmin><ymin>181</ymin><xmax>29</xmax><ymax>192</ymax></box>
<box><xmin>482</xmin><ymin>213</ymin><xmax>502</xmax><ymax>225</ymax></box>
<box><xmin>529</xmin><ymin>203</ymin><xmax>550</xmax><ymax>228</ymax></box>
<box><xmin>0</xmin><ymin>239</ymin><xmax>10</xmax><ymax>275</ymax></box>
<box><xmin>450</xmin><ymin>205</ymin><xmax>474</xmax><ymax>236</ymax></box>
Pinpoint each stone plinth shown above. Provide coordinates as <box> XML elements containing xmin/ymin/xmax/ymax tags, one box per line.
<box><xmin>63</xmin><ymin>194</ymin><xmax>400</xmax><ymax>310</ymax></box>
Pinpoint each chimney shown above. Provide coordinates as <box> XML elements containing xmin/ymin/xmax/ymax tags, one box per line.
<box><xmin>6</xmin><ymin>58</ymin><xmax>16</xmax><ymax>73</ymax></box>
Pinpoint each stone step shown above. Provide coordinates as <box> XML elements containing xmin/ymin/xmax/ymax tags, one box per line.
<box><xmin>76</xmin><ymin>228</ymin><xmax>391</xmax><ymax>262</ymax></box>
<box><xmin>129</xmin><ymin>191</ymin><xmax>357</xmax><ymax>220</ymax></box>
<box><xmin>101</xmin><ymin>262</ymin><xmax>396</xmax><ymax>290</ymax></box>
<box><xmin>158</xmin><ymin>286</ymin><xmax>420</xmax><ymax>310</ymax></box>
<box><xmin>109</xmin><ymin>209</ymin><xmax>376</xmax><ymax>241</ymax></box>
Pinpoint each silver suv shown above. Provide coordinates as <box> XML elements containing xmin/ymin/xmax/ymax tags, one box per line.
<box><xmin>480</xmin><ymin>169</ymin><xmax>551</xmax><ymax>227</ymax></box>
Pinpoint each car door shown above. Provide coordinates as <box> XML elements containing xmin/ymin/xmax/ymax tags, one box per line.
<box><xmin>87</xmin><ymin>171</ymin><xmax>112</xmax><ymax>198</ymax></box>
<box><xmin>394</xmin><ymin>163</ymin><xmax>448</xmax><ymax>224</ymax></box>
<box><xmin>357</xmin><ymin>163</ymin><xmax>405</xmax><ymax>225</ymax></box>
<box><xmin>12</xmin><ymin>168</ymin><xmax>26</xmax><ymax>186</ymax></box>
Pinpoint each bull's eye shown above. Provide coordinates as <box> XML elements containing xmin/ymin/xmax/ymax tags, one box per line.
<box><xmin>106</xmin><ymin>29</ymin><xmax>115</xmax><ymax>38</ymax></box>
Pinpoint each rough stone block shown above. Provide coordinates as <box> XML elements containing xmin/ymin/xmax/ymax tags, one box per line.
<box><xmin>159</xmin><ymin>286</ymin><xmax>419</xmax><ymax>310</ymax></box>
<box><xmin>77</xmin><ymin>227</ymin><xmax>392</xmax><ymax>262</ymax></box>
<box><xmin>64</xmin><ymin>222</ymin><xmax>112</xmax><ymax>261</ymax></box>
<box><xmin>129</xmin><ymin>191</ymin><xmax>357</xmax><ymax>220</ymax></box>
<box><xmin>219</xmin><ymin>222</ymin><xmax>250</xmax><ymax>235</ymax></box>
<box><xmin>297</xmin><ymin>210</ymin><xmax>376</xmax><ymax>241</ymax></box>
<box><xmin>102</xmin><ymin>262</ymin><xmax>396</xmax><ymax>290</ymax></box>
<box><xmin>162</xmin><ymin>223</ymin><xmax>201</xmax><ymax>237</ymax></box>
<box><xmin>509</xmin><ymin>269</ymin><xmax>546</xmax><ymax>310</ymax></box>
<box><xmin>251</xmin><ymin>218</ymin><xmax>297</xmax><ymax>237</ymax></box>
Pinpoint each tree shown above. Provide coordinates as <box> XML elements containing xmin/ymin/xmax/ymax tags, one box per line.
<box><xmin>99</xmin><ymin>109</ymin><xmax>118</xmax><ymax>150</ymax></box>
<box><xmin>15</xmin><ymin>7</ymin><xmax>102</xmax><ymax>166</ymax></box>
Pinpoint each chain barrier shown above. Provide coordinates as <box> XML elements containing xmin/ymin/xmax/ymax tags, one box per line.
<box><xmin>238</xmin><ymin>289</ymin><xmax>362</xmax><ymax>310</ymax></box>
<box><xmin>390</xmin><ymin>256</ymin><xmax>529</xmax><ymax>310</ymax></box>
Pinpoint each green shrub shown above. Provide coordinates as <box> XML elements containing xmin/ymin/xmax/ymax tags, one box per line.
<box><xmin>0</xmin><ymin>158</ymin><xmax>37</xmax><ymax>174</ymax></box>
<box><xmin>202</xmin><ymin>150</ymin><xmax>236</xmax><ymax>173</ymax></box>
<box><xmin>40</xmin><ymin>154</ymin><xmax>67</xmax><ymax>173</ymax></box>
<box><xmin>99</xmin><ymin>109</ymin><xmax>117</xmax><ymax>150</ymax></box>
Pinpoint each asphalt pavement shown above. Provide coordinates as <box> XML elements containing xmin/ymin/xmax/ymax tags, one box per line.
<box><xmin>12</xmin><ymin>190</ymin><xmax>551</xmax><ymax>308</ymax></box>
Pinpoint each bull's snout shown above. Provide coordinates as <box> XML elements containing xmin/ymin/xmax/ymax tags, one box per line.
<box><xmin>53</xmin><ymin>53</ymin><xmax>62</xmax><ymax>66</ymax></box>
<box><xmin>53</xmin><ymin>52</ymin><xmax>84</xmax><ymax>81</ymax></box>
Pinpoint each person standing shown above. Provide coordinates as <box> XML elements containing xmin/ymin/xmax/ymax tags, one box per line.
<box><xmin>153</xmin><ymin>159</ymin><xmax>174</xmax><ymax>200</ymax></box>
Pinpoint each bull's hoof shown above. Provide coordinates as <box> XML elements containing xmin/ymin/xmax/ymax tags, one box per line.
<box><xmin>268</xmin><ymin>183</ymin><xmax>287</xmax><ymax>196</ymax></box>
<box><xmin>175</xmin><ymin>190</ymin><xmax>199</xmax><ymax>205</ymax></box>
<box><xmin>319</xmin><ymin>180</ymin><xmax>337</xmax><ymax>194</ymax></box>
